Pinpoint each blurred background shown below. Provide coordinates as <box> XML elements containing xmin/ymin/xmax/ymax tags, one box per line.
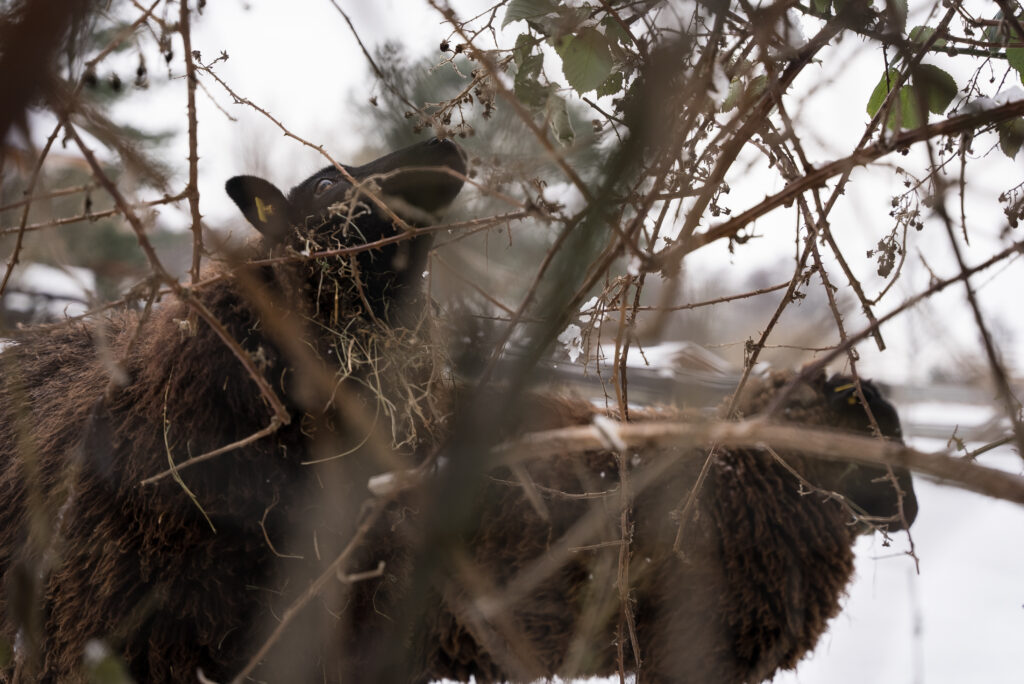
<box><xmin>2</xmin><ymin>0</ymin><xmax>1023</xmax><ymax>681</ymax></box>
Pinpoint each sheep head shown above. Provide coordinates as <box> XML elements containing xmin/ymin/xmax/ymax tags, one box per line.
<box><xmin>225</xmin><ymin>138</ymin><xmax>467</xmax><ymax>312</ymax></box>
<box><xmin>737</xmin><ymin>370</ymin><xmax>918</xmax><ymax>533</ymax></box>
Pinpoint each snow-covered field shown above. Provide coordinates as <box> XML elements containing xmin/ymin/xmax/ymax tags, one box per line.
<box><xmin>777</xmin><ymin>446</ymin><xmax>1024</xmax><ymax>684</ymax></box>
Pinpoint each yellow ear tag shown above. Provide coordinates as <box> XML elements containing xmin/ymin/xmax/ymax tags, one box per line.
<box><xmin>255</xmin><ymin>196</ymin><xmax>275</xmax><ymax>224</ymax></box>
<box><xmin>831</xmin><ymin>382</ymin><xmax>860</xmax><ymax>405</ymax></box>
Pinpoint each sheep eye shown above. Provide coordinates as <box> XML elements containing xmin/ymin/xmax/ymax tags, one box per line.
<box><xmin>314</xmin><ymin>178</ymin><xmax>335</xmax><ymax>196</ymax></box>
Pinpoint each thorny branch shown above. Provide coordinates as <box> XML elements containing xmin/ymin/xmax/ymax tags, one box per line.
<box><xmin>491</xmin><ymin>418</ymin><xmax>1024</xmax><ymax>506</ymax></box>
<box><xmin>229</xmin><ymin>502</ymin><xmax>388</xmax><ymax>684</ymax></box>
<box><xmin>0</xmin><ymin>124</ymin><xmax>62</xmax><ymax>297</ymax></box>
<box><xmin>64</xmin><ymin>119</ymin><xmax>291</xmax><ymax>428</ymax></box>
<box><xmin>659</xmin><ymin>97</ymin><xmax>1024</xmax><ymax>264</ymax></box>
<box><xmin>180</xmin><ymin>0</ymin><xmax>205</xmax><ymax>288</ymax></box>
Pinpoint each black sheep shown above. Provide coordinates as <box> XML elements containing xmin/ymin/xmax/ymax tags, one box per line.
<box><xmin>0</xmin><ymin>139</ymin><xmax>466</xmax><ymax>682</ymax></box>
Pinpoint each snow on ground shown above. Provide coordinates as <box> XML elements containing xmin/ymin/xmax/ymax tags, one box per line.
<box><xmin>777</xmin><ymin>445</ymin><xmax>1024</xmax><ymax>684</ymax></box>
<box><xmin>902</xmin><ymin>402</ymin><xmax>997</xmax><ymax>430</ymax></box>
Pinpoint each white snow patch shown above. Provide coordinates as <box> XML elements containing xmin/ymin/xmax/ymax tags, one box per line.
<box><xmin>601</xmin><ymin>340</ymin><xmax>732</xmax><ymax>375</ymax></box>
<box><xmin>579</xmin><ymin>296</ymin><xmax>601</xmax><ymax>323</ymax></box>
<box><xmin>961</xmin><ymin>87</ymin><xmax>1024</xmax><ymax>115</ymax></box>
<box><xmin>997</xmin><ymin>86</ymin><xmax>1024</xmax><ymax>104</ymax></box>
<box><xmin>627</xmin><ymin>254</ymin><xmax>642</xmax><ymax>276</ymax></box>
<box><xmin>558</xmin><ymin>323</ymin><xmax>584</xmax><ymax>363</ymax></box>
<box><xmin>902</xmin><ymin>401</ymin><xmax>996</xmax><ymax>429</ymax></box>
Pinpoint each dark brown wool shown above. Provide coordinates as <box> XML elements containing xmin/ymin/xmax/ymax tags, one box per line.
<box><xmin>0</xmin><ymin>139</ymin><xmax>916</xmax><ymax>683</ymax></box>
<box><xmin>341</xmin><ymin>373</ymin><xmax>916</xmax><ymax>684</ymax></box>
<box><xmin>0</xmin><ymin>321</ymin><xmax>916</xmax><ymax>684</ymax></box>
<box><xmin>0</xmin><ymin>140</ymin><xmax>467</xmax><ymax>683</ymax></box>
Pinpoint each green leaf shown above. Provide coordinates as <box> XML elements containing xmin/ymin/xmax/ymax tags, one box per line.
<box><xmin>867</xmin><ymin>68</ymin><xmax>901</xmax><ymax>117</ymax></box>
<box><xmin>513</xmin><ymin>34</ymin><xmax>547</xmax><ymax>108</ymax></box>
<box><xmin>984</xmin><ymin>10</ymin><xmax>1005</xmax><ymax>44</ymax></box>
<box><xmin>915</xmin><ymin>63</ymin><xmax>958</xmax><ymax>114</ymax></box>
<box><xmin>600</xmin><ymin>15</ymin><xmax>632</xmax><ymax>47</ymax></box>
<box><xmin>896</xmin><ymin>85</ymin><xmax>924</xmax><ymax>130</ymax></box>
<box><xmin>513</xmin><ymin>33</ymin><xmax>537</xmax><ymax>68</ymax></box>
<box><xmin>1008</xmin><ymin>47</ymin><xmax>1024</xmax><ymax>84</ymax></box>
<box><xmin>722</xmin><ymin>75</ymin><xmax>767</xmax><ymax>112</ymax></box>
<box><xmin>867</xmin><ymin>64</ymin><xmax>956</xmax><ymax>128</ymax></box>
<box><xmin>886</xmin><ymin>0</ymin><xmax>908</xmax><ymax>35</ymax></box>
<box><xmin>877</xmin><ymin>84</ymin><xmax>924</xmax><ymax>131</ymax></box>
<box><xmin>550</xmin><ymin>5</ymin><xmax>591</xmax><ymax>33</ymax></box>
<box><xmin>515</xmin><ymin>77</ymin><xmax>549</xmax><ymax>109</ymax></box>
<box><xmin>502</xmin><ymin>0</ymin><xmax>558</xmax><ymax>28</ymax></box>
<box><xmin>545</xmin><ymin>92</ymin><xmax>575</xmax><ymax>145</ymax></box>
<box><xmin>722</xmin><ymin>79</ymin><xmax>743</xmax><ymax>112</ymax></box>
<box><xmin>514</xmin><ymin>64</ymin><xmax>549</xmax><ymax>109</ymax></box>
<box><xmin>595</xmin><ymin>70</ymin><xmax>624</xmax><ymax>98</ymax></box>
<box><xmin>908</xmin><ymin>25</ymin><xmax>947</xmax><ymax>48</ymax></box>
<box><xmin>555</xmin><ymin>28</ymin><xmax>614</xmax><ymax>95</ymax></box>
<box><xmin>998</xmin><ymin>117</ymin><xmax>1024</xmax><ymax>158</ymax></box>
<box><xmin>812</xmin><ymin>0</ymin><xmax>831</xmax><ymax>13</ymax></box>
<box><xmin>998</xmin><ymin>12</ymin><xmax>1024</xmax><ymax>82</ymax></box>
<box><xmin>748</xmin><ymin>75</ymin><xmax>767</xmax><ymax>101</ymax></box>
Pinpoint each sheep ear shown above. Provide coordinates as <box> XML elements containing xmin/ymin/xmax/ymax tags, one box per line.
<box><xmin>225</xmin><ymin>175</ymin><xmax>293</xmax><ymax>245</ymax></box>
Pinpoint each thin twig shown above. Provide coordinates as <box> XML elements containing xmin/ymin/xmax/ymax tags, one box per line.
<box><xmin>0</xmin><ymin>182</ymin><xmax>91</xmax><ymax>213</ymax></box>
<box><xmin>763</xmin><ymin>235</ymin><xmax>1024</xmax><ymax>418</ymax></box>
<box><xmin>492</xmin><ymin>419</ymin><xmax>1024</xmax><ymax>505</ymax></box>
<box><xmin>65</xmin><ymin>121</ymin><xmax>291</xmax><ymax>428</ymax></box>
<box><xmin>665</xmin><ymin>97</ymin><xmax>1024</xmax><ymax>264</ymax></box>
<box><xmin>139</xmin><ymin>419</ymin><xmax>283</xmax><ymax>486</ymax></box>
<box><xmin>0</xmin><ymin>192</ymin><xmax>189</xmax><ymax>236</ymax></box>
<box><xmin>0</xmin><ymin>123</ymin><xmax>62</xmax><ymax>298</ymax></box>
<box><xmin>229</xmin><ymin>502</ymin><xmax>387</xmax><ymax>683</ymax></box>
<box><xmin>180</xmin><ymin>0</ymin><xmax>205</xmax><ymax>288</ymax></box>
